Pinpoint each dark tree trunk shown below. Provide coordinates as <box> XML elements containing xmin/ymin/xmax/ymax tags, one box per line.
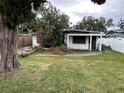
<box><xmin>0</xmin><ymin>15</ymin><xmax>2</xmax><ymax>54</ymax></box>
<box><xmin>0</xmin><ymin>16</ymin><xmax>20</xmax><ymax>73</ymax></box>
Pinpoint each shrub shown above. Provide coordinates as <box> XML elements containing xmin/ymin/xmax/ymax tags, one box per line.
<box><xmin>102</xmin><ymin>44</ymin><xmax>112</xmax><ymax>51</ymax></box>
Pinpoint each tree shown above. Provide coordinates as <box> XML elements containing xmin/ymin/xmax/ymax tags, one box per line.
<box><xmin>75</xmin><ymin>16</ymin><xmax>113</xmax><ymax>32</ymax></box>
<box><xmin>37</xmin><ymin>23</ymin><xmax>52</xmax><ymax>48</ymax></box>
<box><xmin>0</xmin><ymin>0</ymin><xmax>46</xmax><ymax>72</ymax></box>
<box><xmin>38</xmin><ymin>2</ymin><xmax>70</xmax><ymax>47</ymax></box>
<box><xmin>118</xmin><ymin>19</ymin><xmax>124</xmax><ymax>30</ymax></box>
<box><xmin>91</xmin><ymin>0</ymin><xmax>106</xmax><ymax>5</ymax></box>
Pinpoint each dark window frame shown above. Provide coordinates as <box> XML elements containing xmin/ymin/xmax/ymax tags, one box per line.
<box><xmin>73</xmin><ymin>36</ymin><xmax>86</xmax><ymax>44</ymax></box>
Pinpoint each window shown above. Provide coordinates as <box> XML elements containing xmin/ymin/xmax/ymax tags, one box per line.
<box><xmin>73</xmin><ymin>36</ymin><xmax>86</xmax><ymax>44</ymax></box>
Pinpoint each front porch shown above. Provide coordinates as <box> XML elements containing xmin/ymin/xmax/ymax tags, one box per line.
<box><xmin>65</xmin><ymin>33</ymin><xmax>103</xmax><ymax>51</ymax></box>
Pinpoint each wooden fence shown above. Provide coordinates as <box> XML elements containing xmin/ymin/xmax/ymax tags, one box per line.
<box><xmin>18</xmin><ymin>35</ymin><xmax>33</xmax><ymax>48</ymax></box>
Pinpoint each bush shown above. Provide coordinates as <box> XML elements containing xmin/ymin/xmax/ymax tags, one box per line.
<box><xmin>102</xmin><ymin>44</ymin><xmax>112</xmax><ymax>51</ymax></box>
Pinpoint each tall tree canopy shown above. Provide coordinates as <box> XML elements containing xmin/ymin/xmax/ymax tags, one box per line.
<box><xmin>0</xmin><ymin>0</ymin><xmax>46</xmax><ymax>28</ymax></box>
<box><xmin>38</xmin><ymin>2</ymin><xmax>70</xmax><ymax>47</ymax></box>
<box><xmin>75</xmin><ymin>16</ymin><xmax>113</xmax><ymax>32</ymax></box>
<box><xmin>91</xmin><ymin>0</ymin><xmax>106</xmax><ymax>5</ymax></box>
<box><xmin>118</xmin><ymin>19</ymin><xmax>124</xmax><ymax>30</ymax></box>
<box><xmin>0</xmin><ymin>0</ymin><xmax>46</xmax><ymax>72</ymax></box>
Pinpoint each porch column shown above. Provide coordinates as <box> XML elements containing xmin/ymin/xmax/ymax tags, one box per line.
<box><xmin>99</xmin><ymin>34</ymin><xmax>103</xmax><ymax>51</ymax></box>
<box><xmin>67</xmin><ymin>34</ymin><xmax>70</xmax><ymax>48</ymax></box>
<box><xmin>89</xmin><ymin>35</ymin><xmax>92</xmax><ymax>51</ymax></box>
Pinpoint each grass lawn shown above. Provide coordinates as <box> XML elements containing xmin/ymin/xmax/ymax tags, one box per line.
<box><xmin>0</xmin><ymin>51</ymin><xmax>124</xmax><ymax>93</ymax></box>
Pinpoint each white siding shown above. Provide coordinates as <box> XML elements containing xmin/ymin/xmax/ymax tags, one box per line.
<box><xmin>67</xmin><ymin>36</ymin><xmax>89</xmax><ymax>50</ymax></box>
<box><xmin>102</xmin><ymin>38</ymin><xmax>124</xmax><ymax>53</ymax></box>
<box><xmin>64</xmin><ymin>33</ymin><xmax>103</xmax><ymax>51</ymax></box>
<box><xmin>32</xmin><ymin>36</ymin><xmax>39</xmax><ymax>48</ymax></box>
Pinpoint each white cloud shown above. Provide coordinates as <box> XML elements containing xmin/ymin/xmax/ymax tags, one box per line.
<box><xmin>69</xmin><ymin>1</ymin><xmax>103</xmax><ymax>14</ymax></box>
<box><xmin>49</xmin><ymin>0</ymin><xmax>124</xmax><ymax>24</ymax></box>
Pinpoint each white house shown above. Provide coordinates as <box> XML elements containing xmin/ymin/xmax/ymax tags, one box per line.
<box><xmin>102</xmin><ymin>29</ymin><xmax>124</xmax><ymax>53</ymax></box>
<box><xmin>63</xmin><ymin>29</ymin><xmax>103</xmax><ymax>51</ymax></box>
<box><xmin>105</xmin><ymin>29</ymin><xmax>124</xmax><ymax>38</ymax></box>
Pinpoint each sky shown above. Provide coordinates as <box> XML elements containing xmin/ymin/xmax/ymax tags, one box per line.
<box><xmin>49</xmin><ymin>0</ymin><xmax>124</xmax><ymax>25</ymax></box>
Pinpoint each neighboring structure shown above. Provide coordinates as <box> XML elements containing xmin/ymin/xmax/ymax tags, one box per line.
<box><xmin>102</xmin><ymin>29</ymin><xmax>124</xmax><ymax>54</ymax></box>
<box><xmin>18</xmin><ymin>34</ymin><xmax>39</xmax><ymax>48</ymax></box>
<box><xmin>105</xmin><ymin>29</ymin><xmax>124</xmax><ymax>38</ymax></box>
<box><xmin>102</xmin><ymin>38</ymin><xmax>124</xmax><ymax>54</ymax></box>
<box><xmin>63</xmin><ymin>29</ymin><xmax>103</xmax><ymax>51</ymax></box>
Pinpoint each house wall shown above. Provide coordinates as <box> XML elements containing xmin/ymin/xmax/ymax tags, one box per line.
<box><xmin>64</xmin><ymin>34</ymin><xmax>89</xmax><ymax>50</ymax></box>
<box><xmin>101</xmin><ymin>38</ymin><xmax>124</xmax><ymax>53</ymax></box>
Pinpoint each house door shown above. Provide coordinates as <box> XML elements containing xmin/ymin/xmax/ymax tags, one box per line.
<box><xmin>92</xmin><ymin>36</ymin><xmax>97</xmax><ymax>51</ymax></box>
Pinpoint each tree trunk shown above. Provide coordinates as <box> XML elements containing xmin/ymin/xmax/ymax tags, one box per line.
<box><xmin>0</xmin><ymin>15</ymin><xmax>2</xmax><ymax>54</ymax></box>
<box><xmin>0</xmin><ymin>17</ymin><xmax>20</xmax><ymax>72</ymax></box>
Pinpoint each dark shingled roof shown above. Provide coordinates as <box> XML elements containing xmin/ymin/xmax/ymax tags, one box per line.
<box><xmin>105</xmin><ymin>29</ymin><xmax>124</xmax><ymax>35</ymax></box>
<box><xmin>62</xmin><ymin>29</ymin><xmax>102</xmax><ymax>34</ymax></box>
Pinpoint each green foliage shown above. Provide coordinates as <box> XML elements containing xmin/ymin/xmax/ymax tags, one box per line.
<box><xmin>19</xmin><ymin>19</ymin><xmax>39</xmax><ymax>34</ymax></box>
<box><xmin>118</xmin><ymin>19</ymin><xmax>124</xmax><ymax>30</ymax></box>
<box><xmin>38</xmin><ymin>2</ymin><xmax>70</xmax><ymax>47</ymax></box>
<box><xmin>102</xmin><ymin>44</ymin><xmax>112</xmax><ymax>51</ymax></box>
<box><xmin>37</xmin><ymin>23</ymin><xmax>53</xmax><ymax>47</ymax></box>
<box><xmin>91</xmin><ymin>0</ymin><xmax>106</xmax><ymax>5</ymax></box>
<box><xmin>76</xmin><ymin>16</ymin><xmax>113</xmax><ymax>32</ymax></box>
<box><xmin>0</xmin><ymin>0</ymin><xmax>46</xmax><ymax>28</ymax></box>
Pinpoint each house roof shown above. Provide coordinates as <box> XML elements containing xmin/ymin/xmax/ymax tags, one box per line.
<box><xmin>105</xmin><ymin>29</ymin><xmax>124</xmax><ymax>35</ymax></box>
<box><xmin>63</xmin><ymin>29</ymin><xmax>103</xmax><ymax>34</ymax></box>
